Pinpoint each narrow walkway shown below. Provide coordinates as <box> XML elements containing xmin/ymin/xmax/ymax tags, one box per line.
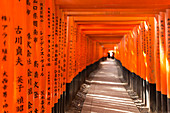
<box><xmin>81</xmin><ymin>59</ymin><xmax>140</xmax><ymax>113</ymax></box>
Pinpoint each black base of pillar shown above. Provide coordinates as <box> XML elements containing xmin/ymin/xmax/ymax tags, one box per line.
<box><xmin>146</xmin><ymin>81</ymin><xmax>150</xmax><ymax>108</ymax></box>
<box><xmin>161</xmin><ymin>94</ymin><xmax>167</xmax><ymax>112</ymax></box>
<box><xmin>63</xmin><ymin>91</ymin><xmax>66</xmax><ymax>113</ymax></box>
<box><xmin>127</xmin><ymin>70</ymin><xmax>130</xmax><ymax>87</ymax></box>
<box><xmin>60</xmin><ymin>94</ymin><xmax>64</xmax><ymax>113</ymax></box>
<box><xmin>73</xmin><ymin>74</ymin><xmax>80</xmax><ymax>99</ymax></box>
<box><xmin>102</xmin><ymin>57</ymin><xmax>105</xmax><ymax>61</ymax></box>
<box><xmin>58</xmin><ymin>98</ymin><xmax>61</xmax><ymax>113</ymax></box>
<box><xmin>82</xmin><ymin>69</ymin><xmax>86</xmax><ymax>83</ymax></box>
<box><xmin>89</xmin><ymin>65</ymin><xmax>91</xmax><ymax>74</ymax></box>
<box><xmin>143</xmin><ymin>79</ymin><xmax>146</xmax><ymax>105</ymax></box>
<box><xmin>149</xmin><ymin>83</ymin><xmax>156</xmax><ymax>112</ymax></box>
<box><xmin>133</xmin><ymin>73</ymin><xmax>137</xmax><ymax>93</ymax></box>
<box><xmin>72</xmin><ymin>78</ymin><xmax>75</xmax><ymax>99</ymax></box>
<box><xmin>87</xmin><ymin>66</ymin><xmax>90</xmax><ymax>78</ymax></box>
<box><xmin>84</xmin><ymin>69</ymin><xmax>87</xmax><ymax>81</ymax></box>
<box><xmin>168</xmin><ymin>98</ymin><xmax>170</xmax><ymax>112</ymax></box>
<box><xmin>139</xmin><ymin>77</ymin><xmax>143</xmax><ymax>100</ymax></box>
<box><xmin>122</xmin><ymin>67</ymin><xmax>125</xmax><ymax>81</ymax></box>
<box><xmin>156</xmin><ymin>91</ymin><xmax>161</xmax><ymax>112</ymax></box>
<box><xmin>73</xmin><ymin>76</ymin><xmax>77</xmax><ymax>98</ymax></box>
<box><xmin>124</xmin><ymin>68</ymin><xmax>128</xmax><ymax>82</ymax></box>
<box><xmin>77</xmin><ymin>73</ymin><xmax>80</xmax><ymax>92</ymax></box>
<box><xmin>80</xmin><ymin>72</ymin><xmax>83</xmax><ymax>86</ymax></box>
<box><xmin>137</xmin><ymin>76</ymin><xmax>142</xmax><ymax>99</ymax></box>
<box><xmin>55</xmin><ymin>102</ymin><xmax>58</xmax><ymax>113</ymax></box>
<box><xmin>130</xmin><ymin>72</ymin><xmax>134</xmax><ymax>90</ymax></box>
<box><xmin>76</xmin><ymin>74</ymin><xmax>79</xmax><ymax>93</ymax></box>
<box><xmin>66</xmin><ymin>82</ymin><xmax>73</xmax><ymax>110</ymax></box>
<box><xmin>52</xmin><ymin>106</ymin><xmax>54</xmax><ymax>113</ymax></box>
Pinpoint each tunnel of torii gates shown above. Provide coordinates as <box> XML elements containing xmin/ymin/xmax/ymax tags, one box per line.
<box><xmin>1</xmin><ymin>0</ymin><xmax>170</xmax><ymax>113</ymax></box>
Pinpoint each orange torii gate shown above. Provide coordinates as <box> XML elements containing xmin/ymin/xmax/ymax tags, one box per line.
<box><xmin>1</xmin><ymin>0</ymin><xmax>170</xmax><ymax>113</ymax></box>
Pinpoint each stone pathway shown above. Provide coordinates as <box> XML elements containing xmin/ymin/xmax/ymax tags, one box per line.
<box><xmin>81</xmin><ymin>59</ymin><xmax>140</xmax><ymax>113</ymax></box>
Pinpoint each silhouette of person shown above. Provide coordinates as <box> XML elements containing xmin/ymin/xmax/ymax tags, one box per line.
<box><xmin>112</xmin><ymin>52</ymin><xmax>115</xmax><ymax>59</ymax></box>
<box><xmin>107</xmin><ymin>52</ymin><xmax>110</xmax><ymax>58</ymax></box>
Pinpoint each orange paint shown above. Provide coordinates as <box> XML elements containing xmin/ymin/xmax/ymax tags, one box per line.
<box><xmin>32</xmin><ymin>0</ymin><xmax>41</xmax><ymax>111</ymax></box>
<box><xmin>133</xmin><ymin>27</ymin><xmax>138</xmax><ymax>74</ymax></box>
<box><xmin>140</xmin><ymin>22</ymin><xmax>146</xmax><ymax>80</ymax></box>
<box><xmin>67</xmin><ymin>16</ymin><xmax>74</xmax><ymax>83</ymax></box>
<box><xmin>39</xmin><ymin>0</ymin><xmax>47</xmax><ymax>111</ymax></box>
<box><xmin>51</xmin><ymin>0</ymin><xmax>56</xmax><ymax>107</ymax></box>
<box><xmin>45</xmin><ymin>0</ymin><xmax>52</xmax><ymax>112</ymax></box>
<box><xmin>145</xmin><ymin>21</ymin><xmax>149</xmax><ymax>82</ymax></box>
<box><xmin>155</xmin><ymin>15</ymin><xmax>161</xmax><ymax>92</ymax></box>
<box><xmin>166</xmin><ymin>9</ymin><xmax>170</xmax><ymax>98</ymax></box>
<box><xmin>13</xmin><ymin>0</ymin><xmax>27</xmax><ymax>112</ymax></box>
<box><xmin>147</xmin><ymin>17</ymin><xmax>156</xmax><ymax>84</ymax></box>
<box><xmin>1</xmin><ymin>0</ymin><xmax>14</xmax><ymax>112</ymax></box>
<box><xmin>63</xmin><ymin>14</ymin><xmax>68</xmax><ymax>92</ymax></box>
<box><xmin>26</xmin><ymin>0</ymin><xmax>34</xmax><ymax>112</ymax></box>
<box><xmin>137</xmin><ymin>26</ymin><xmax>141</xmax><ymax>77</ymax></box>
<box><xmin>159</xmin><ymin>12</ymin><xmax>167</xmax><ymax>95</ymax></box>
<box><xmin>60</xmin><ymin>9</ymin><xmax>64</xmax><ymax>96</ymax></box>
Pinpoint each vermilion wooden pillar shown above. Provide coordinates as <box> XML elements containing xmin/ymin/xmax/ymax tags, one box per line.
<box><xmin>33</xmin><ymin>0</ymin><xmax>41</xmax><ymax>112</ymax></box>
<box><xmin>13</xmin><ymin>0</ymin><xmax>27</xmax><ymax>112</ymax></box>
<box><xmin>39</xmin><ymin>0</ymin><xmax>47</xmax><ymax>112</ymax></box>
<box><xmin>165</xmin><ymin>9</ymin><xmax>170</xmax><ymax>112</ymax></box>
<box><xmin>159</xmin><ymin>12</ymin><xmax>167</xmax><ymax>112</ymax></box>
<box><xmin>45</xmin><ymin>0</ymin><xmax>53</xmax><ymax>112</ymax></box>
<box><xmin>146</xmin><ymin>17</ymin><xmax>156</xmax><ymax>112</ymax></box>
<box><xmin>1</xmin><ymin>0</ymin><xmax>14</xmax><ymax>113</ymax></box>
<box><xmin>155</xmin><ymin>14</ymin><xmax>162</xmax><ymax>112</ymax></box>
<box><xmin>26</xmin><ymin>0</ymin><xmax>34</xmax><ymax>112</ymax></box>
